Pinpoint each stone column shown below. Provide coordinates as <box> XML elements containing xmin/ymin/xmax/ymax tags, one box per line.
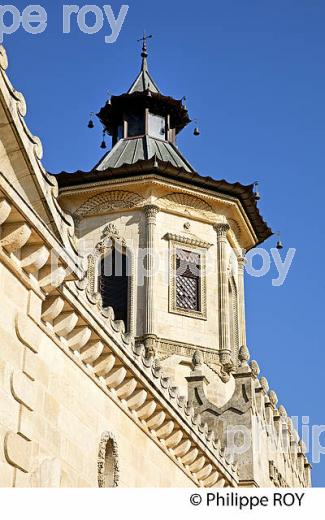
<box><xmin>237</xmin><ymin>256</ymin><xmax>247</xmax><ymax>349</ymax></box>
<box><xmin>214</xmin><ymin>223</ymin><xmax>231</xmax><ymax>367</ymax></box>
<box><xmin>143</xmin><ymin>205</ymin><xmax>159</xmax><ymax>353</ymax></box>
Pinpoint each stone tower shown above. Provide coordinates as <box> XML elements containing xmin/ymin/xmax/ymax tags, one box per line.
<box><xmin>57</xmin><ymin>40</ymin><xmax>270</xmax><ymax>379</ymax></box>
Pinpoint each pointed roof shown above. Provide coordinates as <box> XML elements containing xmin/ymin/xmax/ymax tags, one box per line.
<box><xmin>128</xmin><ymin>32</ymin><xmax>160</xmax><ymax>94</ymax></box>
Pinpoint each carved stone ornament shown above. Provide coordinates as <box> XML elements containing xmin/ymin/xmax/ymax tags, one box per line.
<box><xmin>98</xmin><ymin>431</ymin><xmax>119</xmax><ymax>488</ymax></box>
<box><xmin>250</xmin><ymin>360</ymin><xmax>260</xmax><ymax>378</ymax></box>
<box><xmin>74</xmin><ymin>190</ymin><xmax>144</xmax><ymax>220</ymax></box>
<box><xmin>192</xmin><ymin>350</ymin><xmax>204</xmax><ymax>369</ymax></box>
<box><xmin>259</xmin><ymin>376</ymin><xmax>269</xmax><ymax>394</ymax></box>
<box><xmin>214</xmin><ymin>223</ymin><xmax>231</xmax><ymax>238</ymax></box>
<box><xmin>269</xmin><ymin>390</ymin><xmax>278</xmax><ymax>408</ymax></box>
<box><xmin>158</xmin><ymin>192</ymin><xmax>213</xmax><ymax>214</ymax></box>
<box><xmin>278</xmin><ymin>405</ymin><xmax>287</xmax><ymax>418</ymax></box>
<box><xmin>238</xmin><ymin>345</ymin><xmax>250</xmax><ymax>366</ymax></box>
<box><xmin>100</xmin><ymin>223</ymin><xmax>126</xmax><ymax>246</ymax></box>
<box><xmin>163</xmin><ymin>232</ymin><xmax>213</xmax><ymax>250</ymax></box>
<box><xmin>144</xmin><ymin>205</ymin><xmax>159</xmax><ymax>224</ymax></box>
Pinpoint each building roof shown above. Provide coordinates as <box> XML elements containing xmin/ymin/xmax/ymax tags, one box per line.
<box><xmin>95</xmin><ymin>136</ymin><xmax>194</xmax><ymax>172</ymax></box>
<box><xmin>128</xmin><ymin>62</ymin><xmax>160</xmax><ymax>94</ymax></box>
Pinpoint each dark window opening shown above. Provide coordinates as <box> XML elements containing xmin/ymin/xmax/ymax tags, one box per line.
<box><xmin>127</xmin><ymin>112</ymin><xmax>145</xmax><ymax>137</ymax></box>
<box><xmin>99</xmin><ymin>248</ymin><xmax>129</xmax><ymax>328</ymax></box>
<box><xmin>175</xmin><ymin>249</ymin><xmax>201</xmax><ymax>312</ymax></box>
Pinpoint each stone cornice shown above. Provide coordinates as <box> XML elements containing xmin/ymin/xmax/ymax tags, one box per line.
<box><xmin>0</xmin><ymin>173</ymin><xmax>83</xmax><ymax>279</ymax></box>
<box><xmin>58</xmin><ymin>175</ymin><xmax>259</xmax><ymax>249</ymax></box>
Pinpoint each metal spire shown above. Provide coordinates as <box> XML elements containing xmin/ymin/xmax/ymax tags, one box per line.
<box><xmin>137</xmin><ymin>31</ymin><xmax>152</xmax><ymax>72</ymax></box>
<box><xmin>128</xmin><ymin>32</ymin><xmax>159</xmax><ymax>94</ymax></box>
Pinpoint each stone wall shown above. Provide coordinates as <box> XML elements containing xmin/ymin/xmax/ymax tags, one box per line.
<box><xmin>0</xmin><ymin>262</ymin><xmax>194</xmax><ymax>486</ymax></box>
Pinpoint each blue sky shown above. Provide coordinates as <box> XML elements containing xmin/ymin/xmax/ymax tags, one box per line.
<box><xmin>3</xmin><ymin>1</ymin><xmax>325</xmax><ymax>485</ymax></box>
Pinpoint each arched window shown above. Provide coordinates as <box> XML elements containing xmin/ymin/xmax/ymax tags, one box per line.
<box><xmin>99</xmin><ymin>246</ymin><xmax>129</xmax><ymax>329</ymax></box>
<box><xmin>98</xmin><ymin>432</ymin><xmax>119</xmax><ymax>488</ymax></box>
<box><xmin>86</xmin><ymin>224</ymin><xmax>136</xmax><ymax>335</ymax></box>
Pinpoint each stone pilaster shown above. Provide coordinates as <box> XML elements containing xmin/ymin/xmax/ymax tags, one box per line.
<box><xmin>143</xmin><ymin>205</ymin><xmax>159</xmax><ymax>352</ymax></box>
<box><xmin>214</xmin><ymin>223</ymin><xmax>231</xmax><ymax>367</ymax></box>
<box><xmin>237</xmin><ymin>256</ymin><xmax>247</xmax><ymax>349</ymax></box>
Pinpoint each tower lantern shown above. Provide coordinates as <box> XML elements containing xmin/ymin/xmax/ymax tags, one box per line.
<box><xmin>97</xmin><ymin>33</ymin><xmax>191</xmax><ymax>147</ymax></box>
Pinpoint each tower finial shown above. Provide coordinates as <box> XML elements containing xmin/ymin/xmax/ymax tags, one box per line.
<box><xmin>138</xmin><ymin>31</ymin><xmax>152</xmax><ymax>72</ymax></box>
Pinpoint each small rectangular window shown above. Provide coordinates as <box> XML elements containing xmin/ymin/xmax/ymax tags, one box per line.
<box><xmin>127</xmin><ymin>113</ymin><xmax>145</xmax><ymax>137</ymax></box>
<box><xmin>148</xmin><ymin>112</ymin><xmax>166</xmax><ymax>140</ymax></box>
<box><xmin>175</xmin><ymin>249</ymin><xmax>200</xmax><ymax>312</ymax></box>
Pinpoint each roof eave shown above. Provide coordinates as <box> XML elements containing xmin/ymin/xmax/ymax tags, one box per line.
<box><xmin>54</xmin><ymin>158</ymin><xmax>272</xmax><ymax>246</ymax></box>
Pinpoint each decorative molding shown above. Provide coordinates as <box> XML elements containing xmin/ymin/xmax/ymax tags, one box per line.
<box><xmin>60</xmin><ymin>173</ymin><xmax>259</xmax><ymax>248</ymax></box>
<box><xmin>163</xmin><ymin>232</ymin><xmax>213</xmax><ymax>250</ymax></box>
<box><xmin>144</xmin><ymin>204</ymin><xmax>159</xmax><ymax>222</ymax></box>
<box><xmin>159</xmin><ymin>192</ymin><xmax>213</xmax><ymax>213</ymax></box>
<box><xmin>74</xmin><ymin>190</ymin><xmax>144</xmax><ymax>220</ymax></box>
<box><xmin>214</xmin><ymin>223</ymin><xmax>230</xmax><ymax>237</ymax></box>
<box><xmin>98</xmin><ymin>431</ymin><xmax>119</xmax><ymax>488</ymax></box>
<box><xmin>228</xmin><ymin>218</ymin><xmax>242</xmax><ymax>240</ymax></box>
<box><xmin>147</xmin><ymin>337</ymin><xmax>221</xmax><ymax>365</ymax></box>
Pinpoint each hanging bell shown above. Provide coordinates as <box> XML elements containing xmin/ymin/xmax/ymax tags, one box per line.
<box><xmin>88</xmin><ymin>112</ymin><xmax>94</xmax><ymax>129</ymax></box>
<box><xmin>254</xmin><ymin>182</ymin><xmax>261</xmax><ymax>201</ymax></box>
<box><xmin>100</xmin><ymin>131</ymin><xmax>107</xmax><ymax>149</ymax></box>
<box><xmin>276</xmin><ymin>240</ymin><xmax>283</xmax><ymax>250</ymax></box>
<box><xmin>193</xmin><ymin>127</ymin><xmax>200</xmax><ymax>136</ymax></box>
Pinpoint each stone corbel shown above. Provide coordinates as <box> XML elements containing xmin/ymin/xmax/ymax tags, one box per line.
<box><xmin>186</xmin><ymin>351</ymin><xmax>253</xmax><ymax>417</ymax></box>
<box><xmin>1</xmin><ymin>222</ymin><xmax>32</xmax><ymax>253</ymax></box>
<box><xmin>20</xmin><ymin>244</ymin><xmax>50</xmax><ymax>273</ymax></box>
<box><xmin>0</xmin><ymin>198</ymin><xmax>11</xmax><ymax>224</ymax></box>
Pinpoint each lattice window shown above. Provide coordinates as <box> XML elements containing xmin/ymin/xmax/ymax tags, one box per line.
<box><xmin>175</xmin><ymin>249</ymin><xmax>201</xmax><ymax>312</ymax></box>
